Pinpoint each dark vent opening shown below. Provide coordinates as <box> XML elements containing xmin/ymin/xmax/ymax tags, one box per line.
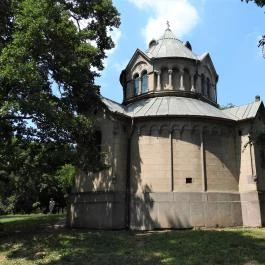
<box><xmin>186</xmin><ymin>177</ymin><xmax>192</xmax><ymax>184</ymax></box>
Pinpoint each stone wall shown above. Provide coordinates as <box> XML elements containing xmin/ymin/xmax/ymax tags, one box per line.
<box><xmin>131</xmin><ymin>119</ymin><xmax>239</xmax><ymax>194</ymax></box>
<box><xmin>68</xmin><ymin>110</ymin><xmax>128</xmax><ymax>228</ymax></box>
<box><xmin>68</xmin><ymin>113</ymin><xmax>265</xmax><ymax>229</ymax></box>
<box><xmin>130</xmin><ymin>191</ymin><xmax>242</xmax><ymax>229</ymax></box>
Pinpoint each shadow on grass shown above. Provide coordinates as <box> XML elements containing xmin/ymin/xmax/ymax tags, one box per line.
<box><xmin>1</xmin><ymin>226</ymin><xmax>265</xmax><ymax>265</ymax></box>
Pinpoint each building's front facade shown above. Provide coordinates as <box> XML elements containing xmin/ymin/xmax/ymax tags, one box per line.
<box><xmin>68</xmin><ymin>28</ymin><xmax>265</xmax><ymax>229</ymax></box>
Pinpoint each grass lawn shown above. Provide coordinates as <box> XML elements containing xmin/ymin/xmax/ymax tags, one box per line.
<box><xmin>1</xmin><ymin>214</ymin><xmax>265</xmax><ymax>265</ymax></box>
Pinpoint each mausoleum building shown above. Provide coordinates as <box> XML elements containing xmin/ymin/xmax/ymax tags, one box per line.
<box><xmin>68</xmin><ymin>28</ymin><xmax>265</xmax><ymax>229</ymax></box>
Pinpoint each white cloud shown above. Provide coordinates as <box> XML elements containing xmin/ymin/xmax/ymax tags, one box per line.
<box><xmin>129</xmin><ymin>0</ymin><xmax>199</xmax><ymax>45</ymax></box>
<box><xmin>106</xmin><ymin>28</ymin><xmax>122</xmax><ymax>56</ymax></box>
<box><xmin>103</xmin><ymin>28</ymin><xmax>122</xmax><ymax>68</ymax></box>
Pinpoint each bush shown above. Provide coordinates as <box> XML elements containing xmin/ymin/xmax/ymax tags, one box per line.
<box><xmin>0</xmin><ymin>195</ymin><xmax>17</xmax><ymax>214</ymax></box>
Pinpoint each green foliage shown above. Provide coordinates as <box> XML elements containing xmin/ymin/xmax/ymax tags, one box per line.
<box><xmin>219</xmin><ymin>103</ymin><xmax>235</xmax><ymax>110</ymax></box>
<box><xmin>0</xmin><ymin>138</ymin><xmax>76</xmax><ymax>213</ymax></box>
<box><xmin>0</xmin><ymin>0</ymin><xmax>120</xmax><ymax>166</ymax></box>
<box><xmin>1</xmin><ymin>220</ymin><xmax>265</xmax><ymax>265</ymax></box>
<box><xmin>56</xmin><ymin>164</ymin><xmax>76</xmax><ymax>194</ymax></box>
<box><xmin>241</xmin><ymin>0</ymin><xmax>265</xmax><ymax>7</ymax></box>
<box><xmin>0</xmin><ymin>195</ymin><xmax>17</xmax><ymax>214</ymax></box>
<box><xmin>0</xmin><ymin>0</ymin><xmax>120</xmax><ymax>213</ymax></box>
<box><xmin>242</xmin><ymin>0</ymin><xmax>265</xmax><ymax>57</ymax></box>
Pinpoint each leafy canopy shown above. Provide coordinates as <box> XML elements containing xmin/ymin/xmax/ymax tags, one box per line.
<box><xmin>0</xmin><ymin>0</ymin><xmax>120</xmax><ymax>213</ymax></box>
<box><xmin>0</xmin><ymin>0</ymin><xmax>120</xmax><ymax>168</ymax></box>
<box><xmin>241</xmin><ymin>0</ymin><xmax>265</xmax><ymax>57</ymax></box>
<box><xmin>241</xmin><ymin>0</ymin><xmax>265</xmax><ymax>7</ymax></box>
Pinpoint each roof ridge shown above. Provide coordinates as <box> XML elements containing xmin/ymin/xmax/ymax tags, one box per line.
<box><xmin>228</xmin><ymin>100</ymin><xmax>261</xmax><ymax>109</ymax></box>
<box><xmin>101</xmin><ymin>96</ymin><xmax>123</xmax><ymax>106</ymax></box>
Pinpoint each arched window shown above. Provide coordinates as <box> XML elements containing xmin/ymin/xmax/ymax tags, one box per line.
<box><xmin>183</xmin><ymin>69</ymin><xmax>191</xmax><ymax>91</ymax></box>
<box><xmin>161</xmin><ymin>68</ymin><xmax>169</xmax><ymax>90</ymax></box>
<box><xmin>172</xmin><ymin>68</ymin><xmax>180</xmax><ymax>90</ymax></box>
<box><xmin>141</xmin><ymin>70</ymin><xmax>148</xmax><ymax>93</ymax></box>
<box><xmin>133</xmin><ymin>74</ymin><xmax>139</xmax><ymax>96</ymax></box>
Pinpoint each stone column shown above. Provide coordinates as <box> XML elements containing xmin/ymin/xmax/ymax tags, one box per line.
<box><xmin>168</xmin><ymin>69</ymin><xmax>173</xmax><ymax>90</ymax></box>
<box><xmin>170</xmin><ymin>131</ymin><xmax>174</xmax><ymax>191</ymax></box>
<box><xmin>200</xmin><ymin>128</ymin><xmax>207</xmax><ymax>191</ymax></box>
<box><xmin>250</xmin><ymin>141</ymin><xmax>256</xmax><ymax>177</ymax></box>
<box><xmin>214</xmin><ymin>85</ymin><xmax>217</xmax><ymax>102</ymax></box>
<box><xmin>138</xmin><ymin>77</ymin><xmax>142</xmax><ymax>95</ymax></box>
<box><xmin>180</xmin><ymin>68</ymin><xmax>184</xmax><ymax>90</ymax></box>
<box><xmin>191</xmin><ymin>73</ymin><xmax>196</xmax><ymax>92</ymax></box>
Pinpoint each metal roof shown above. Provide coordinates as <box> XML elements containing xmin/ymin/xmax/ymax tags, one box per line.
<box><xmin>102</xmin><ymin>96</ymin><xmax>241</xmax><ymax>121</ymax></box>
<box><xmin>101</xmin><ymin>97</ymin><xmax>126</xmax><ymax>115</ymax></box>
<box><xmin>126</xmin><ymin>97</ymin><xmax>233</xmax><ymax>120</ymax></box>
<box><xmin>145</xmin><ymin>29</ymin><xmax>198</xmax><ymax>60</ymax></box>
<box><xmin>222</xmin><ymin>101</ymin><xmax>262</xmax><ymax>121</ymax></box>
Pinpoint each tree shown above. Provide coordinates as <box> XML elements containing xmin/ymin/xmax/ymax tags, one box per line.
<box><xmin>242</xmin><ymin>0</ymin><xmax>265</xmax><ymax>7</ymax></box>
<box><xmin>0</xmin><ymin>138</ymin><xmax>76</xmax><ymax>213</ymax></box>
<box><xmin>56</xmin><ymin>164</ymin><xmax>76</xmax><ymax>195</ymax></box>
<box><xmin>0</xmin><ymin>0</ymin><xmax>120</xmax><ymax>213</ymax></box>
<box><xmin>241</xmin><ymin>0</ymin><xmax>265</xmax><ymax>57</ymax></box>
<box><xmin>0</xmin><ymin>0</ymin><xmax>120</xmax><ymax>170</ymax></box>
<box><xmin>219</xmin><ymin>103</ymin><xmax>236</xmax><ymax>110</ymax></box>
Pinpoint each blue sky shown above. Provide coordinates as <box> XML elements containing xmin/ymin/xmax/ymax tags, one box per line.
<box><xmin>97</xmin><ymin>0</ymin><xmax>265</xmax><ymax>107</ymax></box>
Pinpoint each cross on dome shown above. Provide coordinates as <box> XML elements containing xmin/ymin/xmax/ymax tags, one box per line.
<box><xmin>166</xmin><ymin>20</ymin><xmax>170</xmax><ymax>29</ymax></box>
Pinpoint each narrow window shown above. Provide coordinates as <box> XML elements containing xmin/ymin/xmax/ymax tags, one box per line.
<box><xmin>141</xmin><ymin>71</ymin><xmax>148</xmax><ymax>93</ymax></box>
<box><xmin>207</xmin><ymin>78</ymin><xmax>211</xmax><ymax>98</ymax></box>
<box><xmin>201</xmin><ymin>75</ymin><xmax>205</xmax><ymax>95</ymax></box>
<box><xmin>183</xmin><ymin>69</ymin><xmax>191</xmax><ymax>91</ymax></box>
<box><xmin>161</xmin><ymin>68</ymin><xmax>169</xmax><ymax>90</ymax></box>
<box><xmin>133</xmin><ymin>74</ymin><xmax>139</xmax><ymax>96</ymax></box>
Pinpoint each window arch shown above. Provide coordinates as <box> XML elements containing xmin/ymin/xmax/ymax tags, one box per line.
<box><xmin>141</xmin><ymin>70</ymin><xmax>148</xmax><ymax>93</ymax></box>
<box><xmin>133</xmin><ymin>74</ymin><xmax>139</xmax><ymax>96</ymax></box>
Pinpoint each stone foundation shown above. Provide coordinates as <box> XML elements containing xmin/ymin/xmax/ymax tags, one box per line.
<box><xmin>67</xmin><ymin>191</ymin><xmax>265</xmax><ymax>229</ymax></box>
<box><xmin>130</xmin><ymin>192</ymin><xmax>243</xmax><ymax>230</ymax></box>
<box><xmin>67</xmin><ymin>192</ymin><xmax>126</xmax><ymax>229</ymax></box>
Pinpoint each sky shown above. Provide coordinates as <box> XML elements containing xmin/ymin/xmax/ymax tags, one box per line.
<box><xmin>97</xmin><ymin>0</ymin><xmax>265</xmax><ymax>107</ymax></box>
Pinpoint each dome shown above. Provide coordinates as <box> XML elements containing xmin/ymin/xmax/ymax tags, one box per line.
<box><xmin>121</xmin><ymin>27</ymin><xmax>218</xmax><ymax>106</ymax></box>
<box><xmin>146</xmin><ymin>28</ymin><xmax>197</xmax><ymax>60</ymax></box>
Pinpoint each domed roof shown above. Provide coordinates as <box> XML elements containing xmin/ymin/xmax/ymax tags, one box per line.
<box><xmin>146</xmin><ymin>28</ymin><xmax>198</xmax><ymax>60</ymax></box>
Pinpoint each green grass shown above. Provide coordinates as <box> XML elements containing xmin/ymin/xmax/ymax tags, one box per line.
<box><xmin>1</xmin><ymin>215</ymin><xmax>265</xmax><ymax>265</ymax></box>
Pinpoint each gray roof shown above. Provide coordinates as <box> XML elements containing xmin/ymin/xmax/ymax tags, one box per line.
<box><xmin>101</xmin><ymin>97</ymin><xmax>126</xmax><ymax>115</ymax></box>
<box><xmin>126</xmin><ymin>97</ymin><xmax>233</xmax><ymax>120</ymax></box>
<box><xmin>145</xmin><ymin>29</ymin><xmax>198</xmax><ymax>60</ymax></box>
<box><xmin>102</xmin><ymin>96</ymin><xmax>242</xmax><ymax>121</ymax></box>
<box><xmin>222</xmin><ymin>101</ymin><xmax>262</xmax><ymax>121</ymax></box>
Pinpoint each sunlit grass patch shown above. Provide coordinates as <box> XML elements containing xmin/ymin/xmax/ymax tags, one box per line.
<box><xmin>1</xmin><ymin>216</ymin><xmax>265</xmax><ymax>265</ymax></box>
